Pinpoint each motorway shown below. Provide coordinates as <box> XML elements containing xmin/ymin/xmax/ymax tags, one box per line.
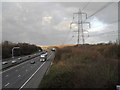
<box><xmin>2</xmin><ymin>52</ymin><xmax>43</xmax><ymax>70</ymax></box>
<box><xmin>1</xmin><ymin>50</ymin><xmax>55</xmax><ymax>89</ymax></box>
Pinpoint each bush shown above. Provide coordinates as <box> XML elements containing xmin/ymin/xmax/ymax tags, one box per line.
<box><xmin>39</xmin><ymin>44</ymin><xmax>119</xmax><ymax>88</ymax></box>
<box><xmin>2</xmin><ymin>41</ymin><xmax>42</xmax><ymax>59</ymax></box>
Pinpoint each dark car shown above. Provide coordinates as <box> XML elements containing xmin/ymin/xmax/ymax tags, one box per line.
<box><xmin>30</xmin><ymin>61</ymin><xmax>35</xmax><ymax>64</ymax></box>
<box><xmin>28</xmin><ymin>55</ymin><xmax>31</xmax><ymax>58</ymax></box>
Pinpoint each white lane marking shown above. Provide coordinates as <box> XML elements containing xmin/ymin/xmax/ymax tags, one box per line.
<box><xmin>18</xmin><ymin>75</ymin><xmax>21</xmax><ymax>77</ymax></box>
<box><xmin>2</xmin><ymin>52</ymin><xmax>42</xmax><ymax>73</ymax></box>
<box><xmin>5</xmin><ymin>83</ymin><xmax>10</xmax><ymax>87</ymax></box>
<box><xmin>5</xmin><ymin>75</ymin><xmax>9</xmax><ymax>77</ymax></box>
<box><xmin>19</xmin><ymin>62</ymin><xmax>46</xmax><ymax>90</ymax></box>
<box><xmin>47</xmin><ymin>52</ymin><xmax>53</xmax><ymax>60</ymax></box>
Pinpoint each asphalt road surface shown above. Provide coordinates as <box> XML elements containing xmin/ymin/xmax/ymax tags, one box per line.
<box><xmin>1</xmin><ymin>50</ymin><xmax>55</xmax><ymax>89</ymax></box>
<box><xmin>2</xmin><ymin>52</ymin><xmax>42</xmax><ymax>70</ymax></box>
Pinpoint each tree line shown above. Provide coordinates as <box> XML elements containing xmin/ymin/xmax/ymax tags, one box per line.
<box><xmin>2</xmin><ymin>41</ymin><xmax>42</xmax><ymax>59</ymax></box>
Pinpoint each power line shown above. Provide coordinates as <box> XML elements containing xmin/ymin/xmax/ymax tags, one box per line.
<box><xmin>66</xmin><ymin>2</ymin><xmax>114</xmax><ymax>45</ymax></box>
<box><xmin>87</xmin><ymin>2</ymin><xmax>113</xmax><ymax>20</ymax></box>
<box><xmin>89</xmin><ymin>30</ymin><xmax>118</xmax><ymax>37</ymax></box>
<box><xmin>82</xmin><ymin>2</ymin><xmax>90</xmax><ymax>11</ymax></box>
<box><xmin>70</xmin><ymin>9</ymin><xmax>91</xmax><ymax>46</ymax></box>
<box><xmin>69</xmin><ymin>2</ymin><xmax>112</xmax><ymax>45</ymax></box>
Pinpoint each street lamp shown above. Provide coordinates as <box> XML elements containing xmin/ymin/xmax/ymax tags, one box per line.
<box><xmin>12</xmin><ymin>47</ymin><xmax>20</xmax><ymax>58</ymax></box>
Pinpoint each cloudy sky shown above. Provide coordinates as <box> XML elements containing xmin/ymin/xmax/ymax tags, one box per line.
<box><xmin>2</xmin><ymin>2</ymin><xmax>118</xmax><ymax>46</ymax></box>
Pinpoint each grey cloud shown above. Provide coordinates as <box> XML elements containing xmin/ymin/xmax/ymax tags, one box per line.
<box><xmin>2</xmin><ymin>2</ymin><xmax>118</xmax><ymax>46</ymax></box>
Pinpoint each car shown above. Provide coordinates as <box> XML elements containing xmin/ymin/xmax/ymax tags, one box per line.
<box><xmin>40</xmin><ymin>54</ymin><xmax>47</xmax><ymax>62</ymax></box>
<box><xmin>2</xmin><ymin>61</ymin><xmax>8</xmax><ymax>65</ymax></box>
<box><xmin>51</xmin><ymin>48</ymin><xmax>56</xmax><ymax>51</ymax></box>
<box><xmin>28</xmin><ymin>55</ymin><xmax>31</xmax><ymax>58</ymax></box>
<box><xmin>12</xmin><ymin>60</ymin><xmax>17</xmax><ymax>64</ymax></box>
<box><xmin>30</xmin><ymin>61</ymin><xmax>35</xmax><ymax>64</ymax></box>
<box><xmin>42</xmin><ymin>50</ymin><xmax>47</xmax><ymax>53</ymax></box>
<box><xmin>39</xmin><ymin>50</ymin><xmax>42</xmax><ymax>52</ymax></box>
<box><xmin>40</xmin><ymin>58</ymin><xmax>46</xmax><ymax>62</ymax></box>
<box><xmin>18</xmin><ymin>57</ymin><xmax>22</xmax><ymax>60</ymax></box>
<box><xmin>42</xmin><ymin>53</ymin><xmax>48</xmax><ymax>56</ymax></box>
<box><xmin>41</xmin><ymin>52</ymin><xmax>46</xmax><ymax>54</ymax></box>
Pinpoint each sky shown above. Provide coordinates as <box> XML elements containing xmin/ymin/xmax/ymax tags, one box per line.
<box><xmin>2</xmin><ymin>2</ymin><xmax>118</xmax><ymax>46</ymax></box>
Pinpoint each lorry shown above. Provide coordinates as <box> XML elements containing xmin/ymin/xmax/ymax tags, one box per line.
<box><xmin>40</xmin><ymin>53</ymin><xmax>47</xmax><ymax>62</ymax></box>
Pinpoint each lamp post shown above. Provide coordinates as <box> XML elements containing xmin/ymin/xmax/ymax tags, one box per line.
<box><xmin>12</xmin><ymin>47</ymin><xmax>20</xmax><ymax>58</ymax></box>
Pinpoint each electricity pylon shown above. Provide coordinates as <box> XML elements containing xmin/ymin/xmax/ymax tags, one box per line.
<box><xmin>70</xmin><ymin>9</ymin><xmax>91</xmax><ymax>46</ymax></box>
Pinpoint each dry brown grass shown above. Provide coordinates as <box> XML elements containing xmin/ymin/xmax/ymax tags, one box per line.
<box><xmin>41</xmin><ymin>44</ymin><xmax>75</xmax><ymax>50</ymax></box>
<box><xmin>39</xmin><ymin>44</ymin><xmax>119</xmax><ymax>88</ymax></box>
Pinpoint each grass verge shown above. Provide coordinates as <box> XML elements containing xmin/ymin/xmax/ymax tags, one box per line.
<box><xmin>39</xmin><ymin>44</ymin><xmax>119</xmax><ymax>88</ymax></box>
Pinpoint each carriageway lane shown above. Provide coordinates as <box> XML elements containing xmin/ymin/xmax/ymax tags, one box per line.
<box><xmin>2</xmin><ymin>51</ymin><xmax>54</xmax><ymax>88</ymax></box>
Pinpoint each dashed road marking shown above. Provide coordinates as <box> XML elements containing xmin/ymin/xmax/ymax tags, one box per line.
<box><xmin>2</xmin><ymin>52</ymin><xmax>43</xmax><ymax>73</ymax></box>
<box><xmin>18</xmin><ymin>75</ymin><xmax>21</xmax><ymax>77</ymax></box>
<box><xmin>19</xmin><ymin>62</ymin><xmax>46</xmax><ymax>90</ymax></box>
<box><xmin>5</xmin><ymin>83</ymin><xmax>10</xmax><ymax>87</ymax></box>
<box><xmin>5</xmin><ymin>75</ymin><xmax>9</xmax><ymax>77</ymax></box>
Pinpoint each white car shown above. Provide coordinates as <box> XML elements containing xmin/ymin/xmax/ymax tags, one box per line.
<box><xmin>18</xmin><ymin>57</ymin><xmax>22</xmax><ymax>60</ymax></box>
<box><xmin>12</xmin><ymin>60</ymin><xmax>17</xmax><ymax>64</ymax></box>
<box><xmin>45</xmin><ymin>52</ymin><xmax>48</xmax><ymax>55</ymax></box>
<box><xmin>2</xmin><ymin>61</ymin><xmax>8</xmax><ymax>65</ymax></box>
<box><xmin>42</xmin><ymin>53</ymin><xmax>47</xmax><ymax>56</ymax></box>
<box><xmin>40</xmin><ymin>54</ymin><xmax>46</xmax><ymax>58</ymax></box>
<box><xmin>51</xmin><ymin>48</ymin><xmax>56</xmax><ymax>51</ymax></box>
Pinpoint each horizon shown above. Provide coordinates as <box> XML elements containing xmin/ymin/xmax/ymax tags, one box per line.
<box><xmin>1</xmin><ymin>40</ymin><xmax>119</xmax><ymax>47</ymax></box>
<box><xmin>2</xmin><ymin>2</ymin><xmax>118</xmax><ymax>46</ymax></box>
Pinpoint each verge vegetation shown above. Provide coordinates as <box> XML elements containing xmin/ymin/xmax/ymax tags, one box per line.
<box><xmin>2</xmin><ymin>41</ymin><xmax>42</xmax><ymax>59</ymax></box>
<box><xmin>40</xmin><ymin>43</ymin><xmax>119</xmax><ymax>88</ymax></box>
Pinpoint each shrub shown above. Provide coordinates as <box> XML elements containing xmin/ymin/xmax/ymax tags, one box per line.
<box><xmin>39</xmin><ymin>44</ymin><xmax>119</xmax><ymax>88</ymax></box>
